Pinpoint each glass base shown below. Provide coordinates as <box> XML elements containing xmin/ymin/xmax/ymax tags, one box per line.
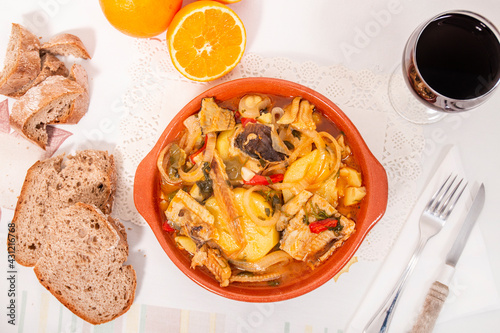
<box><xmin>388</xmin><ymin>65</ymin><xmax>446</xmax><ymax>124</ymax></box>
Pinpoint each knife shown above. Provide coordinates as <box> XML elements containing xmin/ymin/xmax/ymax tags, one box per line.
<box><xmin>410</xmin><ymin>183</ymin><xmax>485</xmax><ymax>333</ymax></box>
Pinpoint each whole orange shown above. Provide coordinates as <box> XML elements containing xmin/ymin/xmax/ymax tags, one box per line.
<box><xmin>205</xmin><ymin>0</ymin><xmax>242</xmax><ymax>3</ymax></box>
<box><xmin>99</xmin><ymin>0</ymin><xmax>183</xmax><ymax>38</ymax></box>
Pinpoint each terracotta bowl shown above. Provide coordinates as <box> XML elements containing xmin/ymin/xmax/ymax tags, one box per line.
<box><xmin>134</xmin><ymin>77</ymin><xmax>388</xmax><ymax>302</ymax></box>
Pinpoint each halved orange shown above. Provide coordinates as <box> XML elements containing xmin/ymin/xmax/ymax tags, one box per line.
<box><xmin>166</xmin><ymin>1</ymin><xmax>246</xmax><ymax>82</ymax></box>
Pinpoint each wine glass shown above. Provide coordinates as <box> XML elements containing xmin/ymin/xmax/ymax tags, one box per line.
<box><xmin>389</xmin><ymin>10</ymin><xmax>500</xmax><ymax>124</ymax></box>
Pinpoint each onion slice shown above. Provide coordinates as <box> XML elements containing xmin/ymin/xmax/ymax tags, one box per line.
<box><xmin>202</xmin><ymin>132</ymin><xmax>217</xmax><ymax>164</ymax></box>
<box><xmin>271</xmin><ymin>106</ymin><xmax>284</xmax><ymax>124</ymax></box>
<box><xmin>243</xmin><ymin>185</ymin><xmax>281</xmax><ymax>227</ymax></box>
<box><xmin>178</xmin><ymin>164</ymin><xmax>204</xmax><ymax>183</ymax></box>
<box><xmin>303</xmin><ymin>129</ymin><xmax>325</xmax><ymax>150</ymax></box>
<box><xmin>319</xmin><ymin>131</ymin><xmax>342</xmax><ymax>175</ymax></box>
<box><xmin>287</xmin><ymin>136</ymin><xmax>314</xmax><ymax>163</ymax></box>
<box><xmin>157</xmin><ymin>143</ymin><xmax>182</xmax><ymax>186</ymax></box>
<box><xmin>229</xmin><ymin>250</ymin><xmax>292</xmax><ymax>273</ymax></box>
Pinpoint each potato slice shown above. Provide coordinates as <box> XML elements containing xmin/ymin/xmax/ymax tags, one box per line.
<box><xmin>257</xmin><ymin>112</ymin><xmax>272</xmax><ymax>124</ymax></box>
<box><xmin>339</xmin><ymin>167</ymin><xmax>363</xmax><ymax>187</ymax></box>
<box><xmin>175</xmin><ymin>236</ymin><xmax>197</xmax><ymax>254</ymax></box>
<box><xmin>282</xmin><ymin>148</ymin><xmax>333</xmax><ymax>202</ymax></box>
<box><xmin>216</xmin><ymin>128</ymin><xmax>236</xmax><ymax>161</ymax></box>
<box><xmin>233</xmin><ymin>188</ymin><xmax>279</xmax><ymax>261</ymax></box>
<box><xmin>205</xmin><ymin>189</ymin><xmax>279</xmax><ymax>261</ymax></box>
<box><xmin>343</xmin><ymin>187</ymin><xmax>366</xmax><ymax>206</ymax></box>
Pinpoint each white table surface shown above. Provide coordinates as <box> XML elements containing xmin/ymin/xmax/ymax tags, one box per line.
<box><xmin>1</xmin><ymin>0</ymin><xmax>500</xmax><ymax>332</ymax></box>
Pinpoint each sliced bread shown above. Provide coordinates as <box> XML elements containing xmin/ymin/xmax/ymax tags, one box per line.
<box><xmin>59</xmin><ymin>64</ymin><xmax>89</xmax><ymax>124</ymax></box>
<box><xmin>54</xmin><ymin>149</ymin><xmax>117</xmax><ymax>214</ymax></box>
<box><xmin>9</xmin><ymin>53</ymin><xmax>69</xmax><ymax>98</ymax></box>
<box><xmin>12</xmin><ymin>150</ymin><xmax>116</xmax><ymax>267</ymax></box>
<box><xmin>9</xmin><ymin>75</ymin><xmax>83</xmax><ymax>149</ymax></box>
<box><xmin>0</xmin><ymin>23</ymin><xmax>41</xmax><ymax>96</ymax></box>
<box><xmin>41</xmin><ymin>33</ymin><xmax>91</xmax><ymax>59</ymax></box>
<box><xmin>34</xmin><ymin>203</ymin><xmax>136</xmax><ymax>325</ymax></box>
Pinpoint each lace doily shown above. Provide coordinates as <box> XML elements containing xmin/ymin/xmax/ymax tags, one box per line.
<box><xmin>114</xmin><ymin>38</ymin><xmax>425</xmax><ymax>262</ymax></box>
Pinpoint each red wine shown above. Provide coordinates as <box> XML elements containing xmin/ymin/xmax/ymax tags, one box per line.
<box><xmin>415</xmin><ymin>13</ymin><xmax>500</xmax><ymax>100</ymax></box>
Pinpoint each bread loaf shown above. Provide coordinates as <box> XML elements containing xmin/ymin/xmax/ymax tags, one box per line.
<box><xmin>9</xmin><ymin>53</ymin><xmax>69</xmax><ymax>98</ymax></box>
<box><xmin>9</xmin><ymin>75</ymin><xmax>83</xmax><ymax>149</ymax></box>
<box><xmin>0</xmin><ymin>23</ymin><xmax>41</xmax><ymax>96</ymax></box>
<box><xmin>41</xmin><ymin>33</ymin><xmax>91</xmax><ymax>59</ymax></box>
<box><xmin>34</xmin><ymin>203</ymin><xmax>136</xmax><ymax>325</ymax></box>
<box><xmin>60</xmin><ymin>64</ymin><xmax>89</xmax><ymax>124</ymax></box>
<box><xmin>12</xmin><ymin>150</ymin><xmax>116</xmax><ymax>266</ymax></box>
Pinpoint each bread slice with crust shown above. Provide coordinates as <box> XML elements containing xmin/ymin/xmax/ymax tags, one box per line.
<box><xmin>12</xmin><ymin>150</ymin><xmax>116</xmax><ymax>267</ymax></box>
<box><xmin>34</xmin><ymin>203</ymin><xmax>136</xmax><ymax>325</ymax></box>
<box><xmin>41</xmin><ymin>33</ymin><xmax>91</xmax><ymax>59</ymax></box>
<box><xmin>9</xmin><ymin>53</ymin><xmax>69</xmax><ymax>98</ymax></box>
<box><xmin>59</xmin><ymin>64</ymin><xmax>89</xmax><ymax>124</ymax></box>
<box><xmin>9</xmin><ymin>75</ymin><xmax>83</xmax><ymax>149</ymax></box>
<box><xmin>0</xmin><ymin>23</ymin><xmax>41</xmax><ymax>96</ymax></box>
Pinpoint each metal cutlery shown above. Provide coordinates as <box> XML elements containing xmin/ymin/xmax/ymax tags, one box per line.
<box><xmin>411</xmin><ymin>183</ymin><xmax>485</xmax><ymax>333</ymax></box>
<box><xmin>363</xmin><ymin>174</ymin><xmax>467</xmax><ymax>333</ymax></box>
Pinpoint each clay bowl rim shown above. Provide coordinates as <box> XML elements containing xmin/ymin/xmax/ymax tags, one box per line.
<box><xmin>133</xmin><ymin>77</ymin><xmax>388</xmax><ymax>303</ymax></box>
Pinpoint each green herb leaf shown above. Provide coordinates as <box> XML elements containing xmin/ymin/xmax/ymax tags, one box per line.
<box><xmin>283</xmin><ymin>140</ymin><xmax>295</xmax><ymax>150</ymax></box>
<box><xmin>292</xmin><ymin>129</ymin><xmax>302</xmax><ymax>139</ymax></box>
<box><xmin>265</xmin><ymin>208</ymin><xmax>271</xmax><ymax>217</ymax></box>
<box><xmin>267</xmin><ymin>280</ymin><xmax>280</xmax><ymax>287</ymax></box>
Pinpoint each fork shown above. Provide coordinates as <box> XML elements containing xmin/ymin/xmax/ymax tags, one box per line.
<box><xmin>363</xmin><ymin>174</ymin><xmax>466</xmax><ymax>333</ymax></box>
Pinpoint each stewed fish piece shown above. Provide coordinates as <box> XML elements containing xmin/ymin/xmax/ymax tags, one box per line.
<box><xmin>165</xmin><ymin>189</ymin><xmax>215</xmax><ymax>246</ymax></box>
<box><xmin>209</xmin><ymin>151</ymin><xmax>246</xmax><ymax>250</ymax></box>
<box><xmin>276</xmin><ymin>190</ymin><xmax>314</xmax><ymax>231</ymax></box>
<box><xmin>280</xmin><ymin>193</ymin><xmax>355</xmax><ymax>268</ymax></box>
<box><xmin>235</xmin><ymin>122</ymin><xmax>287</xmax><ymax>162</ymax></box>
<box><xmin>199</xmin><ymin>97</ymin><xmax>236</xmax><ymax>133</ymax></box>
<box><xmin>191</xmin><ymin>245</ymin><xmax>231</xmax><ymax>287</ymax></box>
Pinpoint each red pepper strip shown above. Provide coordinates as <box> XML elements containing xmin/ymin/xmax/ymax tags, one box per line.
<box><xmin>162</xmin><ymin>221</ymin><xmax>175</xmax><ymax>232</ymax></box>
<box><xmin>244</xmin><ymin>173</ymin><xmax>284</xmax><ymax>186</ymax></box>
<box><xmin>241</xmin><ymin>117</ymin><xmax>257</xmax><ymax>127</ymax></box>
<box><xmin>309</xmin><ymin>218</ymin><xmax>339</xmax><ymax>234</ymax></box>
<box><xmin>189</xmin><ymin>134</ymin><xmax>208</xmax><ymax>164</ymax></box>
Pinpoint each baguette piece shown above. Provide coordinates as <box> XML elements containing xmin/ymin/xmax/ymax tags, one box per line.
<box><xmin>59</xmin><ymin>64</ymin><xmax>89</xmax><ymax>124</ymax></box>
<box><xmin>0</xmin><ymin>23</ymin><xmax>41</xmax><ymax>96</ymax></box>
<box><xmin>9</xmin><ymin>53</ymin><xmax>69</xmax><ymax>98</ymax></box>
<box><xmin>34</xmin><ymin>203</ymin><xmax>136</xmax><ymax>325</ymax></box>
<box><xmin>9</xmin><ymin>75</ymin><xmax>83</xmax><ymax>149</ymax></box>
<box><xmin>12</xmin><ymin>150</ymin><xmax>116</xmax><ymax>267</ymax></box>
<box><xmin>41</xmin><ymin>33</ymin><xmax>91</xmax><ymax>59</ymax></box>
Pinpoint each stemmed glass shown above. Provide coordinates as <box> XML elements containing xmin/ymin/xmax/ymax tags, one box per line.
<box><xmin>389</xmin><ymin>10</ymin><xmax>500</xmax><ymax>124</ymax></box>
